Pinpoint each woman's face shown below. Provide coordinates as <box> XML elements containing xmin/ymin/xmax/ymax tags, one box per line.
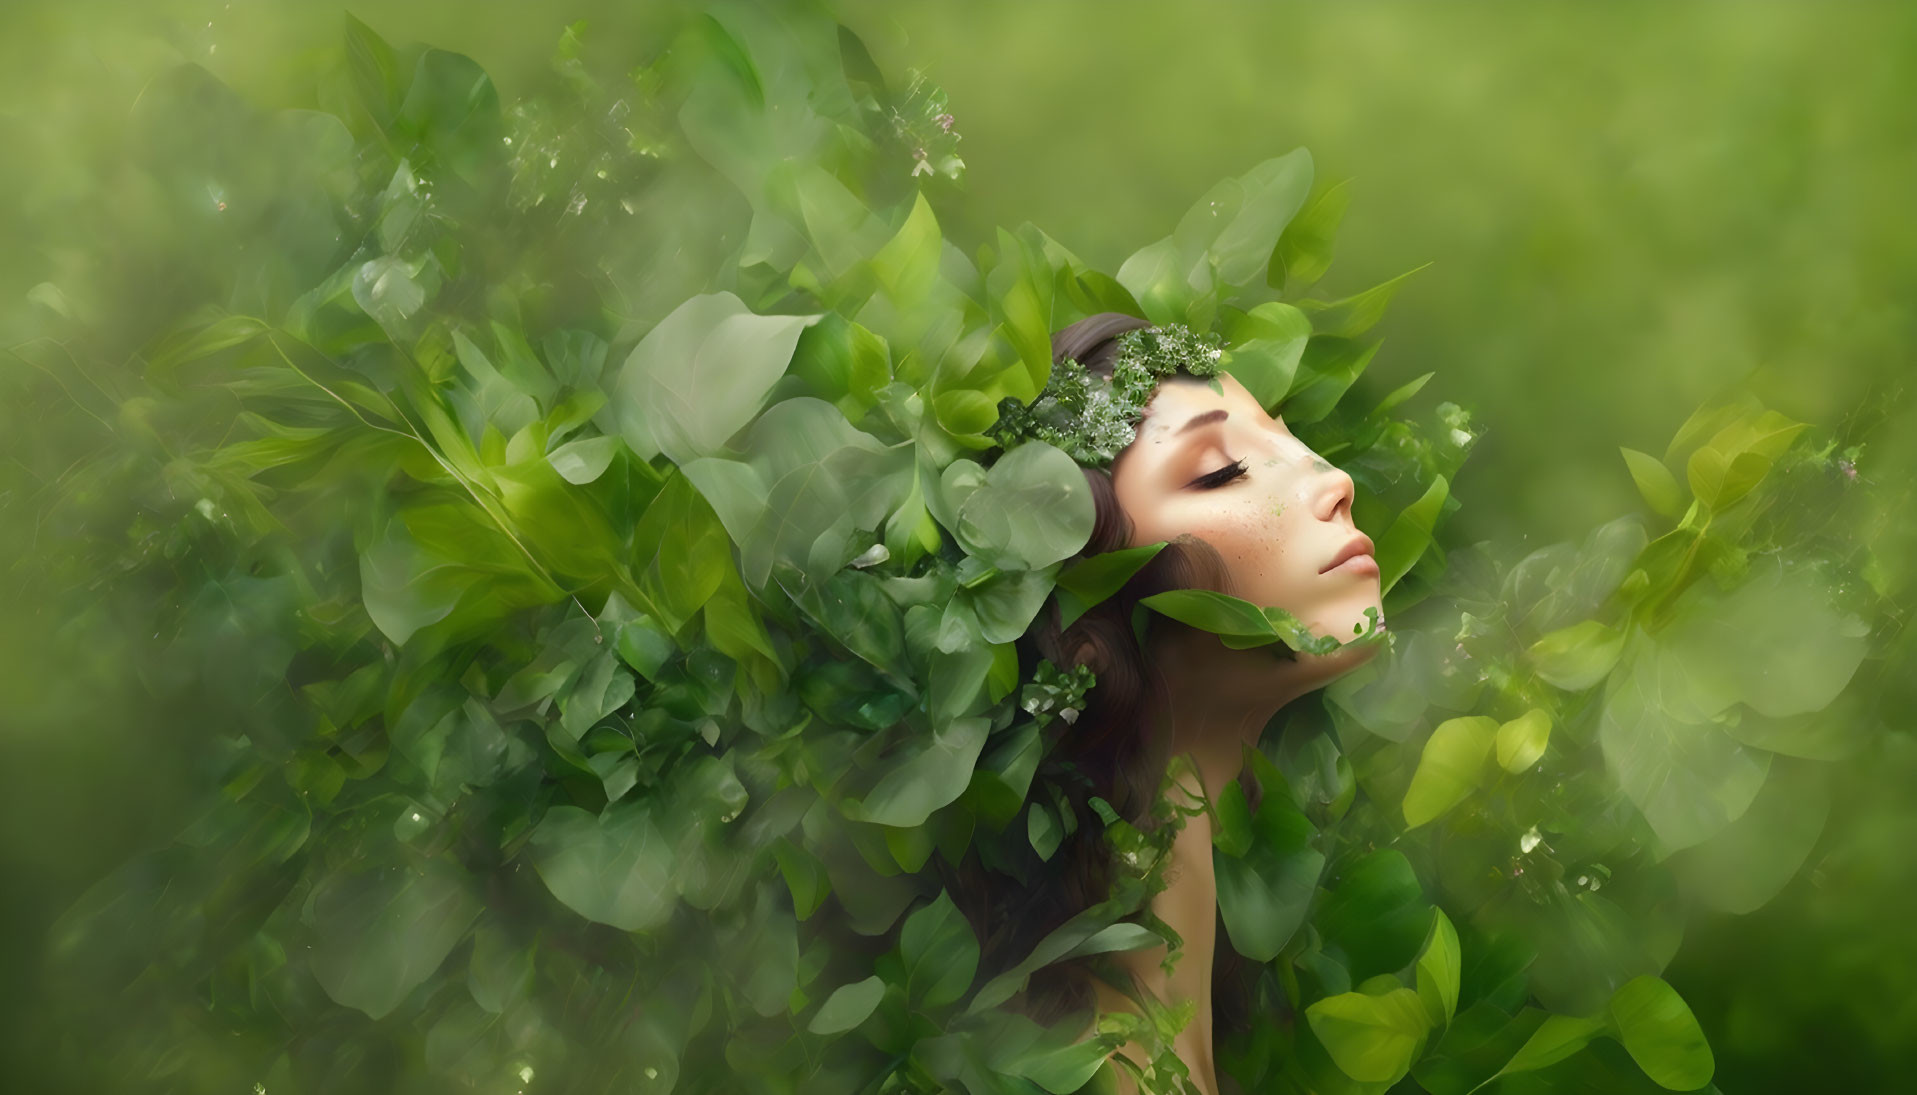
<box><xmin>1109</xmin><ymin>371</ymin><xmax>1383</xmax><ymax>647</ymax></box>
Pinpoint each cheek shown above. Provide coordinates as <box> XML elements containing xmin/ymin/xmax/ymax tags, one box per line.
<box><xmin>1194</xmin><ymin>493</ymin><xmax>1317</xmax><ymax>603</ymax></box>
<box><xmin>1197</xmin><ymin>494</ymin><xmax>1381</xmax><ymax>633</ymax></box>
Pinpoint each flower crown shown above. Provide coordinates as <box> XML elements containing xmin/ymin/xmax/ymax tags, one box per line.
<box><xmin>985</xmin><ymin>322</ymin><xmax>1227</xmax><ymax>467</ymax></box>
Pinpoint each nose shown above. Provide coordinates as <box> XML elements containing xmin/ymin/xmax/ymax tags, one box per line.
<box><xmin>1312</xmin><ymin>462</ymin><xmax>1357</xmax><ymax>524</ymax></box>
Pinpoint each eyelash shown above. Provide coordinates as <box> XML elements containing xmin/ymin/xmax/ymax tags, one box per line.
<box><xmin>1194</xmin><ymin>457</ymin><xmax>1250</xmax><ymax>489</ymax></box>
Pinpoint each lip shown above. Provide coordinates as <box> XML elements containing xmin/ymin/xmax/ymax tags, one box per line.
<box><xmin>1320</xmin><ymin>533</ymin><xmax>1377</xmax><ymax>576</ymax></box>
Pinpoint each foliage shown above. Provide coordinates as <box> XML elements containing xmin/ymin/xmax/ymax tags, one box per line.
<box><xmin>2</xmin><ymin>2</ymin><xmax>1897</xmax><ymax>1094</ymax></box>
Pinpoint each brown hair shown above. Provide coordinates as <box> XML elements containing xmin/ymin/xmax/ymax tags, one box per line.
<box><xmin>936</xmin><ymin>312</ymin><xmax>1274</xmax><ymax>1035</ymax></box>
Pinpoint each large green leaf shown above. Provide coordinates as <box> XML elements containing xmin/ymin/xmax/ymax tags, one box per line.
<box><xmin>1305</xmin><ymin>985</ymin><xmax>1430</xmax><ymax>1085</ymax></box>
<box><xmin>955</xmin><ymin>441</ymin><xmax>1094</xmax><ymax>570</ymax></box>
<box><xmin>616</xmin><ymin>291</ymin><xmax>824</xmax><ymax>465</ymax></box>
<box><xmin>1221</xmin><ymin>301</ymin><xmax>1312</xmax><ymax>411</ymax></box>
<box><xmin>527</xmin><ymin>802</ymin><xmax>677</xmax><ymax>932</ymax></box>
<box><xmin>307</xmin><ymin>859</ymin><xmax>480</xmax><ymax>1020</ymax></box>
<box><xmin>1214</xmin><ymin>748</ymin><xmax>1325</xmax><ymax>962</ymax></box>
<box><xmin>899</xmin><ymin>890</ymin><xmax>980</xmax><ymax>1010</ymax></box>
<box><xmin>849</xmin><ymin>717</ymin><xmax>991</xmax><ymax>828</ymax></box>
<box><xmin>1599</xmin><ymin>635</ymin><xmax>1771</xmax><ymax>852</ymax></box>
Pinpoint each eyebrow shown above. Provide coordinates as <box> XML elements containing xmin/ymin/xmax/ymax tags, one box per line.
<box><xmin>1175</xmin><ymin>409</ymin><xmax>1230</xmax><ymax>435</ymax></box>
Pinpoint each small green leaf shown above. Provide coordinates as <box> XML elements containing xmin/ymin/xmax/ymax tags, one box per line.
<box><xmin>1608</xmin><ymin>976</ymin><xmax>1714</xmax><ymax>1090</ymax></box>
<box><xmin>1270</xmin><ymin>176</ymin><xmax>1350</xmax><ymax>291</ymax></box>
<box><xmin>1526</xmin><ymin>620</ymin><xmax>1625</xmax><ymax>692</ymax></box>
<box><xmin>1055</xmin><ymin>543</ymin><xmax>1169</xmax><ymax>630</ymax></box>
<box><xmin>808</xmin><ymin>975</ymin><xmax>885</xmax><ymax>1034</ymax></box>
<box><xmin>1471</xmin><ymin>1013</ymin><xmax>1606</xmax><ymax>1091</ymax></box>
<box><xmin>1305</xmin><ymin>986</ymin><xmax>1430</xmax><ymax>1085</ymax></box>
<box><xmin>1414</xmin><ymin>907</ymin><xmax>1461</xmax><ymax>1027</ymax></box>
<box><xmin>1297</xmin><ymin>262</ymin><xmax>1430</xmax><ymax>340</ymax></box>
<box><xmin>546</xmin><ymin>435</ymin><xmax>619</xmax><ymax>484</ymax></box>
<box><xmin>1373</xmin><ymin>474</ymin><xmax>1449</xmax><ymax>594</ymax></box>
<box><xmin>850</xmin><ymin>717</ymin><xmax>991</xmax><ymax>828</ymax></box>
<box><xmin>352</xmin><ymin>256</ymin><xmax>427</xmax><ymax>329</ymax></box>
<box><xmin>1620</xmin><ymin>448</ymin><xmax>1683</xmax><ymax>519</ymax></box>
<box><xmin>1210</xmin><ymin>777</ymin><xmax>1253</xmax><ymax>858</ymax></box>
<box><xmin>899</xmin><ymin>890</ymin><xmax>980</xmax><ymax>1010</ymax></box>
<box><xmin>1403</xmin><ymin>717</ymin><xmax>1497</xmax><ymax>828</ymax></box>
<box><xmin>1495</xmin><ymin>708</ymin><xmax>1552</xmax><ymax>774</ymax></box>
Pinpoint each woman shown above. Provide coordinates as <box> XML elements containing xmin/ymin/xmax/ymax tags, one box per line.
<box><xmin>944</xmin><ymin>311</ymin><xmax>1389</xmax><ymax>1095</ymax></box>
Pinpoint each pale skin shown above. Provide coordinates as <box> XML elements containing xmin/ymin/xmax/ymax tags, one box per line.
<box><xmin>1072</xmin><ymin>371</ymin><xmax>1386</xmax><ymax>1095</ymax></box>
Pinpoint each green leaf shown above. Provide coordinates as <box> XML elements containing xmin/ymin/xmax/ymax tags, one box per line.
<box><xmin>1136</xmin><ymin>588</ymin><xmax>1277</xmax><ymax>647</ymax></box>
<box><xmin>1213</xmin><ymin>779</ymin><xmax>1324</xmax><ymax>962</ymax></box>
<box><xmin>615</xmin><ymin>291</ymin><xmax>824</xmax><ymax>465</ymax></box>
<box><xmin>1207</xmin><ymin>148</ymin><xmax>1315</xmax><ymax>288</ymax></box>
<box><xmin>546</xmin><ymin>435</ymin><xmax>619</xmax><ymax>484</ymax></box>
<box><xmin>1620</xmin><ymin>448</ymin><xmax>1684</xmax><ymax>519</ymax></box>
<box><xmin>1210</xmin><ymin>777</ymin><xmax>1253</xmax><ymax>858</ymax></box>
<box><xmin>955</xmin><ymin>441</ymin><xmax>1095</xmax><ymax>571</ymax></box>
<box><xmin>1526</xmin><ymin>619</ymin><xmax>1625</xmax><ymax>692</ymax></box>
<box><xmin>527</xmin><ymin>802</ymin><xmax>676</xmax><ymax>932</ymax></box>
<box><xmin>1115</xmin><ymin>235</ymin><xmax>1198</xmax><ymax>328</ymax></box>
<box><xmin>1270</xmin><ymin>177</ymin><xmax>1351</xmax><ymax>291</ymax></box>
<box><xmin>1374</xmin><ymin>474</ymin><xmax>1449</xmax><ymax>594</ymax></box>
<box><xmin>899</xmin><ymin>890</ymin><xmax>980</xmax><ymax>1010</ymax></box>
<box><xmin>964</xmin><ymin>566</ymin><xmax>1060</xmax><ymax>645</ymax></box>
<box><xmin>1471</xmin><ymin>1013</ymin><xmax>1606</xmax><ymax>1091</ymax></box>
<box><xmin>1305</xmin><ymin>986</ymin><xmax>1430</xmax><ymax>1085</ymax></box>
<box><xmin>809</xmin><ymin>975</ymin><xmax>886</xmax><ymax>1034</ymax></box>
<box><xmin>1298</xmin><ymin>262</ymin><xmax>1428</xmax><ymax>339</ymax></box>
<box><xmin>1055</xmin><ymin>542</ymin><xmax>1167</xmax><ymax>630</ymax></box>
<box><xmin>1415</xmin><ymin>907</ymin><xmax>1461</xmax><ymax>1028</ymax></box>
<box><xmin>773</xmin><ymin>837</ymin><xmax>830</xmax><ymax>922</ymax></box>
<box><xmin>1280</xmin><ymin>335</ymin><xmax>1381</xmax><ymax>425</ymax></box>
<box><xmin>1403</xmin><ymin>717</ymin><xmax>1497</xmax><ymax>828</ymax></box>
<box><xmin>394</xmin><ymin>49</ymin><xmax>504</xmax><ymax>184</ymax></box>
<box><xmin>1221</xmin><ymin>301</ymin><xmax>1312</xmax><ymax>410</ymax></box>
<box><xmin>1495</xmin><ymin>708</ymin><xmax>1552</xmax><ymax>774</ymax></box>
<box><xmin>351</xmin><ymin>256</ymin><xmax>427</xmax><ymax>329</ymax></box>
<box><xmin>307</xmin><ymin>859</ymin><xmax>480</xmax><ymax>1020</ymax></box>
<box><xmin>342</xmin><ymin>13</ymin><xmax>402</xmax><ymax>126</ymax></box>
<box><xmin>1607</xmin><ymin>976</ymin><xmax>1714</xmax><ymax>1090</ymax></box>
<box><xmin>995</xmin><ymin>1008</ymin><xmax>1125</xmax><ymax>1094</ymax></box>
<box><xmin>1667</xmin><ymin>758</ymin><xmax>1830</xmax><ymax>915</ymax></box>
<box><xmin>1656</xmin><ymin>555</ymin><xmax>1869</xmax><ymax>720</ymax></box>
<box><xmin>466</xmin><ymin>922</ymin><xmax>534</xmax><ymax>1014</ymax></box>
<box><xmin>1316</xmin><ymin>850</ymin><xmax>1432</xmax><ymax>981</ymax></box>
<box><xmin>1028</xmin><ymin>800</ymin><xmax>1063</xmax><ymax>861</ymax></box>
<box><xmin>1599</xmin><ymin>637</ymin><xmax>1771</xmax><ymax>852</ymax></box>
<box><xmin>632</xmin><ymin>469</ymin><xmax>731</xmax><ymax>634</ymax></box>
<box><xmin>1368</xmin><ymin>370</ymin><xmax>1434</xmax><ymax>421</ymax></box>
<box><xmin>850</xmin><ymin>717</ymin><xmax>991</xmax><ymax>828</ymax></box>
<box><xmin>1683</xmin><ymin>409</ymin><xmax>1806</xmax><ymax>511</ymax></box>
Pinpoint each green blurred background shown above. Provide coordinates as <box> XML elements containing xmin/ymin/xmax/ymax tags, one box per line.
<box><xmin>2</xmin><ymin>1</ymin><xmax>1912</xmax><ymax>1090</ymax></box>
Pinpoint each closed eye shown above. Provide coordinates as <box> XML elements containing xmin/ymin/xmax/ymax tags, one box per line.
<box><xmin>1191</xmin><ymin>457</ymin><xmax>1249</xmax><ymax>490</ymax></box>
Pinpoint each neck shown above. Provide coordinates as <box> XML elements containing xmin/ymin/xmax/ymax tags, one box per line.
<box><xmin>1085</xmin><ymin>627</ymin><xmax>1367</xmax><ymax>1093</ymax></box>
<box><xmin>1089</xmin><ymin>776</ymin><xmax>1224</xmax><ymax>1095</ymax></box>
